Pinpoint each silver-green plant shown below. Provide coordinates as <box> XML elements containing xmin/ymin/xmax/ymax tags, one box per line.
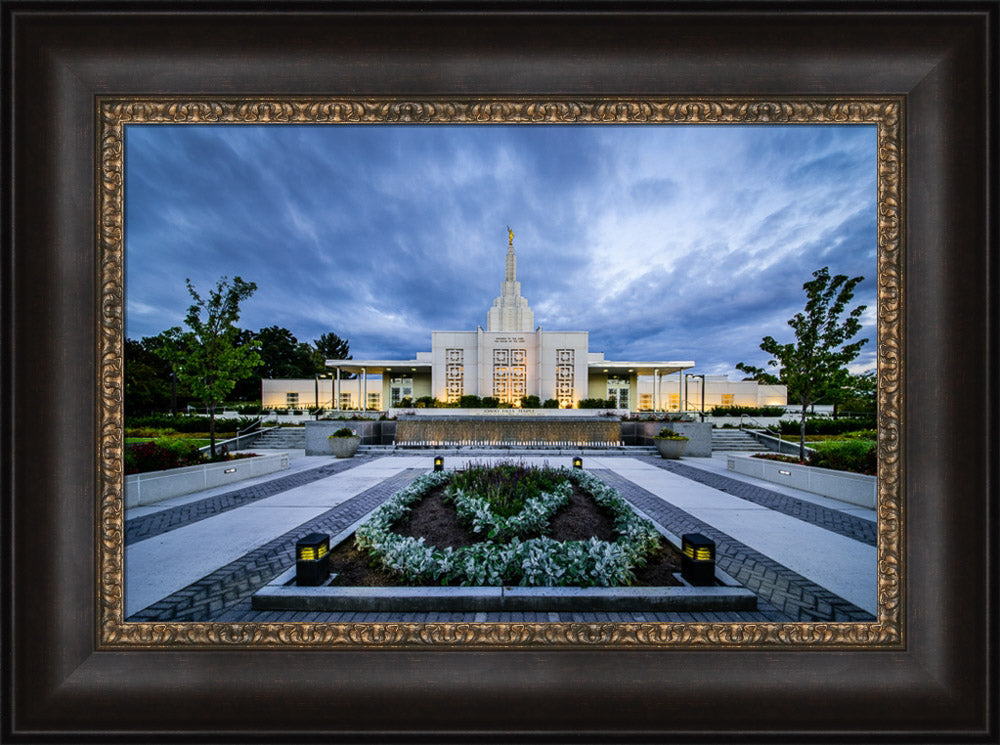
<box><xmin>353</xmin><ymin>465</ymin><xmax>663</xmax><ymax>587</ymax></box>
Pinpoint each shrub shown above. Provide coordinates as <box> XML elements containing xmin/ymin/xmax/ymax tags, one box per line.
<box><xmin>125</xmin><ymin>413</ymin><xmax>246</xmax><ymax>433</ymax></box>
<box><xmin>398</xmin><ymin>397</ymin><xmax>413</xmax><ymax>408</ymax></box>
<box><xmin>710</xmin><ymin>405</ymin><xmax>786</xmax><ymax>417</ymax></box>
<box><xmin>774</xmin><ymin>417</ymin><xmax>876</xmax><ymax>435</ymax></box>
<box><xmin>808</xmin><ymin>440</ymin><xmax>876</xmax><ymax>475</ymax></box>
<box><xmin>124</xmin><ymin>437</ymin><xmax>202</xmax><ymax>474</ymax></box>
<box><xmin>458</xmin><ymin>394</ymin><xmax>482</xmax><ymax>408</ymax></box>
<box><xmin>448</xmin><ymin>461</ymin><xmax>565</xmax><ymax>519</ymax></box>
<box><xmin>542</xmin><ymin>398</ymin><xmax>560</xmax><ymax>409</ymax></box>
<box><xmin>520</xmin><ymin>395</ymin><xmax>541</xmax><ymax>408</ymax></box>
<box><xmin>329</xmin><ymin>427</ymin><xmax>358</xmax><ymax>438</ymax></box>
<box><xmin>577</xmin><ymin>397</ymin><xmax>616</xmax><ymax>409</ymax></box>
<box><xmin>414</xmin><ymin>396</ymin><xmax>438</xmax><ymax>408</ymax></box>
<box><xmin>480</xmin><ymin>396</ymin><xmax>500</xmax><ymax>408</ymax></box>
<box><xmin>654</xmin><ymin>427</ymin><xmax>689</xmax><ymax>440</ymax></box>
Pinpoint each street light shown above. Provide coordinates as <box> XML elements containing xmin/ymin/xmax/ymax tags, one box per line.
<box><xmin>314</xmin><ymin>373</ymin><xmax>332</xmax><ymax>418</ymax></box>
<box><xmin>685</xmin><ymin>373</ymin><xmax>706</xmax><ymax>422</ymax></box>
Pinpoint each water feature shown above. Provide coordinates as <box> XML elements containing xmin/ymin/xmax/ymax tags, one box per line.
<box><xmin>395</xmin><ymin>417</ymin><xmax>622</xmax><ymax>447</ymax></box>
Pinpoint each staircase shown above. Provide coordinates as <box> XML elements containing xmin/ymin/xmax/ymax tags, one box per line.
<box><xmin>711</xmin><ymin>429</ymin><xmax>765</xmax><ymax>452</ymax></box>
<box><xmin>253</xmin><ymin>426</ymin><xmax>307</xmax><ymax>450</ymax></box>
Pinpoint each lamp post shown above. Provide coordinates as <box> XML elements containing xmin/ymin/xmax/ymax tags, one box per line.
<box><xmin>314</xmin><ymin>373</ymin><xmax>331</xmax><ymax>419</ymax></box>
<box><xmin>685</xmin><ymin>373</ymin><xmax>706</xmax><ymax>421</ymax></box>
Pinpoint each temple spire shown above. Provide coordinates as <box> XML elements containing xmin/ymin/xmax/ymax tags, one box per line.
<box><xmin>505</xmin><ymin>226</ymin><xmax>517</xmax><ymax>282</ymax></box>
<box><xmin>487</xmin><ymin>226</ymin><xmax>534</xmax><ymax>332</ymax></box>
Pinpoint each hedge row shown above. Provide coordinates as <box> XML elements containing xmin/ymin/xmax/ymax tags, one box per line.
<box><xmin>772</xmin><ymin>417</ymin><xmax>877</xmax><ymax>435</ymax></box>
<box><xmin>125</xmin><ymin>413</ymin><xmax>258</xmax><ymax>433</ymax></box>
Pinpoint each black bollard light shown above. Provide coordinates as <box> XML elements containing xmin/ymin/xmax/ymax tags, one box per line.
<box><xmin>433</xmin><ymin>456</ymin><xmax>444</xmax><ymax>472</ymax></box>
<box><xmin>680</xmin><ymin>532</ymin><xmax>716</xmax><ymax>586</ymax></box>
<box><xmin>295</xmin><ymin>532</ymin><xmax>330</xmax><ymax>586</ymax></box>
<box><xmin>572</xmin><ymin>456</ymin><xmax>583</xmax><ymax>469</ymax></box>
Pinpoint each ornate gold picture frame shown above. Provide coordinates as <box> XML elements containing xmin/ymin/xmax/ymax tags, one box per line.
<box><xmin>98</xmin><ymin>96</ymin><xmax>903</xmax><ymax>649</ymax></box>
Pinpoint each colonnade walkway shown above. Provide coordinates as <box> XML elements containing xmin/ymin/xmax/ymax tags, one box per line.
<box><xmin>124</xmin><ymin>450</ymin><xmax>877</xmax><ymax>624</ymax></box>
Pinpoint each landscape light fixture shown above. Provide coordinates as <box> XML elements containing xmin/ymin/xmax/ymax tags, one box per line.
<box><xmin>572</xmin><ymin>457</ymin><xmax>583</xmax><ymax>469</ymax></box>
<box><xmin>433</xmin><ymin>456</ymin><xmax>444</xmax><ymax>472</ymax></box>
<box><xmin>680</xmin><ymin>532</ymin><xmax>716</xmax><ymax>586</ymax></box>
<box><xmin>295</xmin><ymin>532</ymin><xmax>330</xmax><ymax>586</ymax></box>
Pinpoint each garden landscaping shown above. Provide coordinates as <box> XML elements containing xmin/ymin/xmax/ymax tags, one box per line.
<box><xmin>329</xmin><ymin>468</ymin><xmax>683</xmax><ymax>587</ymax></box>
<box><xmin>253</xmin><ymin>462</ymin><xmax>759</xmax><ymax>612</ymax></box>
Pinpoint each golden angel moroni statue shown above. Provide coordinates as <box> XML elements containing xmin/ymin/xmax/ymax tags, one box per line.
<box><xmin>507</xmin><ymin>226</ymin><xmax>514</xmax><ymax>247</ymax></box>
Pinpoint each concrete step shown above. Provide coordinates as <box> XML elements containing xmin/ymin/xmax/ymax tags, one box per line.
<box><xmin>710</xmin><ymin>429</ymin><xmax>764</xmax><ymax>451</ymax></box>
<box><xmin>254</xmin><ymin>427</ymin><xmax>307</xmax><ymax>449</ymax></box>
<box><xmin>358</xmin><ymin>445</ymin><xmax>659</xmax><ymax>457</ymax></box>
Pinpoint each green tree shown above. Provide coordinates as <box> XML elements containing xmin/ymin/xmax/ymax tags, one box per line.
<box><xmin>158</xmin><ymin>276</ymin><xmax>261</xmax><ymax>456</ymax></box>
<box><xmin>837</xmin><ymin>370</ymin><xmax>878</xmax><ymax>418</ymax></box>
<box><xmin>255</xmin><ymin>325</ymin><xmax>316</xmax><ymax>379</ymax></box>
<box><xmin>737</xmin><ymin>267</ymin><xmax>868</xmax><ymax>459</ymax></box>
<box><xmin>313</xmin><ymin>331</ymin><xmax>354</xmax><ymax>378</ymax></box>
<box><xmin>124</xmin><ymin>337</ymin><xmax>173</xmax><ymax>414</ymax></box>
<box><xmin>229</xmin><ymin>328</ymin><xmax>266</xmax><ymax>402</ymax></box>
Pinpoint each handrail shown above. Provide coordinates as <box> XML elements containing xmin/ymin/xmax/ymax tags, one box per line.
<box><xmin>739</xmin><ymin>413</ymin><xmax>780</xmax><ymax>440</ymax></box>
<box><xmin>198</xmin><ymin>418</ymin><xmax>277</xmax><ymax>454</ymax></box>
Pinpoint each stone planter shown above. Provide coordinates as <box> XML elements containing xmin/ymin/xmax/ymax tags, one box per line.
<box><xmin>654</xmin><ymin>438</ymin><xmax>688</xmax><ymax>459</ymax></box>
<box><xmin>328</xmin><ymin>436</ymin><xmax>361</xmax><ymax>458</ymax></box>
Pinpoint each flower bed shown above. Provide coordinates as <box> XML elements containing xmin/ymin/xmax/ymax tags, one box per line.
<box><xmin>353</xmin><ymin>465</ymin><xmax>663</xmax><ymax>587</ymax></box>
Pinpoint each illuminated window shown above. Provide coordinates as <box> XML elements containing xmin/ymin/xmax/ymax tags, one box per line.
<box><xmin>339</xmin><ymin>392</ymin><xmax>353</xmax><ymax>409</ymax></box>
<box><xmin>555</xmin><ymin>349</ymin><xmax>575</xmax><ymax>407</ymax></box>
<box><xmin>445</xmin><ymin>349</ymin><xmax>464</xmax><ymax>402</ymax></box>
<box><xmin>286</xmin><ymin>392</ymin><xmax>299</xmax><ymax>406</ymax></box>
<box><xmin>721</xmin><ymin>393</ymin><xmax>735</xmax><ymax>406</ymax></box>
<box><xmin>367</xmin><ymin>393</ymin><xmax>381</xmax><ymax>410</ymax></box>
<box><xmin>668</xmin><ymin>393</ymin><xmax>680</xmax><ymax>410</ymax></box>
<box><xmin>639</xmin><ymin>393</ymin><xmax>654</xmax><ymax>411</ymax></box>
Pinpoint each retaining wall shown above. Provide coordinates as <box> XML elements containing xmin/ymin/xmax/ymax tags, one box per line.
<box><xmin>305</xmin><ymin>420</ymin><xmax>396</xmax><ymax>454</ymax></box>
<box><xmin>125</xmin><ymin>452</ymin><xmax>290</xmax><ymax>508</ymax></box>
<box><xmin>622</xmin><ymin>421</ymin><xmax>712</xmax><ymax>456</ymax></box>
<box><xmin>726</xmin><ymin>454</ymin><xmax>876</xmax><ymax>508</ymax></box>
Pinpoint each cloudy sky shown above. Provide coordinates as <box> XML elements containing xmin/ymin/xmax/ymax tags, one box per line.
<box><xmin>124</xmin><ymin>122</ymin><xmax>878</xmax><ymax>377</ymax></box>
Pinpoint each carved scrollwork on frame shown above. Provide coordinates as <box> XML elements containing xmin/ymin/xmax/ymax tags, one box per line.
<box><xmin>97</xmin><ymin>97</ymin><xmax>903</xmax><ymax>649</ymax></box>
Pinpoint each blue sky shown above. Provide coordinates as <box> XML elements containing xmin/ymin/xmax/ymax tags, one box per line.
<box><xmin>124</xmin><ymin>123</ymin><xmax>878</xmax><ymax>377</ymax></box>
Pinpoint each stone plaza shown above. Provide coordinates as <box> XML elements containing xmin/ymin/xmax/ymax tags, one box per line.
<box><xmin>124</xmin><ymin>448</ymin><xmax>877</xmax><ymax>625</ymax></box>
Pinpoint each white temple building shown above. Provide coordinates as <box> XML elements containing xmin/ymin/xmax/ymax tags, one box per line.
<box><xmin>261</xmin><ymin>230</ymin><xmax>786</xmax><ymax>412</ymax></box>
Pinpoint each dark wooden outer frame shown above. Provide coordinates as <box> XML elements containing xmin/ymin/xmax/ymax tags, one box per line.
<box><xmin>3</xmin><ymin>3</ymin><xmax>996</xmax><ymax>742</ymax></box>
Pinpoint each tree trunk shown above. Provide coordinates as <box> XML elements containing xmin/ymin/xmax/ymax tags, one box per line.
<box><xmin>209</xmin><ymin>403</ymin><xmax>217</xmax><ymax>457</ymax></box>
<box><xmin>799</xmin><ymin>401</ymin><xmax>807</xmax><ymax>461</ymax></box>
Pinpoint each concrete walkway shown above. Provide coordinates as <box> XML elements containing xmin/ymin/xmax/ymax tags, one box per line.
<box><xmin>123</xmin><ymin>449</ymin><xmax>878</xmax><ymax>623</ymax></box>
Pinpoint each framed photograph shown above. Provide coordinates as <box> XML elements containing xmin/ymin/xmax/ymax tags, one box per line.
<box><xmin>4</xmin><ymin>3</ymin><xmax>996</xmax><ymax>741</ymax></box>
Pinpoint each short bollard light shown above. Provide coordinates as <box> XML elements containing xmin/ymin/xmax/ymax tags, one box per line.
<box><xmin>681</xmin><ymin>532</ymin><xmax>716</xmax><ymax>586</ymax></box>
<box><xmin>572</xmin><ymin>457</ymin><xmax>583</xmax><ymax>469</ymax></box>
<box><xmin>295</xmin><ymin>532</ymin><xmax>330</xmax><ymax>586</ymax></box>
<box><xmin>433</xmin><ymin>456</ymin><xmax>444</xmax><ymax>472</ymax></box>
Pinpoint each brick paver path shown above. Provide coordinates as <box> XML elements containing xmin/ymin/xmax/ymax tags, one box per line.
<box><xmin>126</xmin><ymin>459</ymin><xmax>876</xmax><ymax>624</ymax></box>
<box><xmin>594</xmin><ymin>469</ymin><xmax>875</xmax><ymax>622</ymax></box>
<box><xmin>125</xmin><ymin>458</ymin><xmax>365</xmax><ymax>545</ymax></box>
<box><xmin>643</xmin><ymin>457</ymin><xmax>877</xmax><ymax>546</ymax></box>
<box><xmin>127</xmin><ymin>468</ymin><xmax>422</xmax><ymax>621</ymax></box>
